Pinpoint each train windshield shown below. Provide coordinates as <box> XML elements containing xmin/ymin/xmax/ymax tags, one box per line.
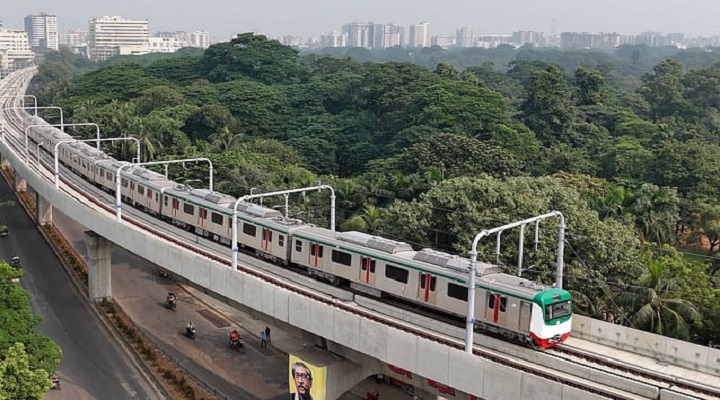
<box><xmin>545</xmin><ymin>300</ymin><xmax>572</xmax><ymax>321</ymax></box>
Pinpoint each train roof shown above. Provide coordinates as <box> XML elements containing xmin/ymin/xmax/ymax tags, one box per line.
<box><xmin>227</xmin><ymin>201</ymin><xmax>283</xmax><ymax>219</ymax></box>
<box><xmin>187</xmin><ymin>188</ymin><xmax>236</xmax><ymax>206</ymax></box>
<box><xmin>337</xmin><ymin>231</ymin><xmax>413</xmax><ymax>254</ymax></box>
<box><xmin>478</xmin><ymin>273</ymin><xmax>550</xmax><ymax>298</ymax></box>
<box><xmin>412</xmin><ymin>248</ymin><xmax>500</xmax><ymax>276</ymax></box>
<box><xmin>67</xmin><ymin>141</ymin><xmax>107</xmax><ymax>160</ymax></box>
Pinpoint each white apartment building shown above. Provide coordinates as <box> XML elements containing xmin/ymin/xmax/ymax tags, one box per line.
<box><xmin>87</xmin><ymin>16</ymin><xmax>149</xmax><ymax>61</ymax></box>
<box><xmin>0</xmin><ymin>29</ymin><xmax>35</xmax><ymax>71</ymax></box>
<box><xmin>149</xmin><ymin>36</ymin><xmax>186</xmax><ymax>53</ymax></box>
<box><xmin>408</xmin><ymin>22</ymin><xmax>430</xmax><ymax>47</ymax></box>
<box><xmin>378</xmin><ymin>24</ymin><xmax>404</xmax><ymax>48</ymax></box>
<box><xmin>320</xmin><ymin>31</ymin><xmax>347</xmax><ymax>48</ymax></box>
<box><xmin>190</xmin><ymin>31</ymin><xmax>210</xmax><ymax>49</ymax></box>
<box><xmin>456</xmin><ymin>27</ymin><xmax>474</xmax><ymax>47</ymax></box>
<box><xmin>25</xmin><ymin>13</ymin><xmax>59</xmax><ymax>51</ymax></box>
<box><xmin>60</xmin><ymin>29</ymin><xmax>88</xmax><ymax>47</ymax></box>
<box><xmin>343</xmin><ymin>22</ymin><xmax>373</xmax><ymax>48</ymax></box>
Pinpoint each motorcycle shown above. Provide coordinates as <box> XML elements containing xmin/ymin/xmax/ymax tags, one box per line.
<box><xmin>165</xmin><ymin>297</ymin><xmax>177</xmax><ymax>310</ymax></box>
<box><xmin>10</xmin><ymin>256</ymin><xmax>20</xmax><ymax>268</ymax></box>
<box><xmin>227</xmin><ymin>338</ymin><xmax>243</xmax><ymax>351</ymax></box>
<box><xmin>185</xmin><ymin>325</ymin><xmax>196</xmax><ymax>339</ymax></box>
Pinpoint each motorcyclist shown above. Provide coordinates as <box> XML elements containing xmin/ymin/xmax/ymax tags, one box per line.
<box><xmin>230</xmin><ymin>329</ymin><xmax>239</xmax><ymax>343</ymax></box>
<box><xmin>186</xmin><ymin>321</ymin><xmax>196</xmax><ymax>337</ymax></box>
<box><xmin>166</xmin><ymin>292</ymin><xmax>177</xmax><ymax>305</ymax></box>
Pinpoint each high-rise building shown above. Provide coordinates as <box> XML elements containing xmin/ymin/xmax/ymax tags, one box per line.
<box><xmin>190</xmin><ymin>31</ymin><xmax>210</xmax><ymax>49</ymax></box>
<box><xmin>87</xmin><ymin>16</ymin><xmax>149</xmax><ymax>61</ymax></box>
<box><xmin>408</xmin><ymin>22</ymin><xmax>430</xmax><ymax>47</ymax></box>
<box><xmin>343</xmin><ymin>22</ymin><xmax>373</xmax><ymax>48</ymax></box>
<box><xmin>319</xmin><ymin>31</ymin><xmax>347</xmax><ymax>48</ymax></box>
<box><xmin>378</xmin><ymin>24</ymin><xmax>404</xmax><ymax>48</ymax></box>
<box><xmin>24</xmin><ymin>13</ymin><xmax>59</xmax><ymax>51</ymax></box>
<box><xmin>431</xmin><ymin>35</ymin><xmax>455</xmax><ymax>49</ymax></box>
<box><xmin>456</xmin><ymin>27</ymin><xmax>474</xmax><ymax>47</ymax></box>
<box><xmin>0</xmin><ymin>29</ymin><xmax>35</xmax><ymax>71</ymax></box>
<box><xmin>60</xmin><ymin>29</ymin><xmax>88</xmax><ymax>47</ymax></box>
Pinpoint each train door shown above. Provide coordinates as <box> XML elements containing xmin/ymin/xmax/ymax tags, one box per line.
<box><xmin>172</xmin><ymin>198</ymin><xmax>180</xmax><ymax>219</ymax></box>
<box><xmin>359</xmin><ymin>257</ymin><xmax>376</xmax><ymax>286</ymax></box>
<box><xmin>261</xmin><ymin>228</ymin><xmax>272</xmax><ymax>253</ymax></box>
<box><xmin>518</xmin><ymin>301</ymin><xmax>532</xmax><ymax>333</ymax></box>
<box><xmin>418</xmin><ymin>272</ymin><xmax>437</xmax><ymax>304</ymax></box>
<box><xmin>484</xmin><ymin>293</ymin><xmax>507</xmax><ymax>325</ymax></box>
<box><xmin>308</xmin><ymin>242</ymin><xmax>323</xmax><ymax>269</ymax></box>
<box><xmin>198</xmin><ymin>208</ymin><xmax>207</xmax><ymax>229</ymax></box>
<box><xmin>146</xmin><ymin>188</ymin><xmax>153</xmax><ymax>208</ymax></box>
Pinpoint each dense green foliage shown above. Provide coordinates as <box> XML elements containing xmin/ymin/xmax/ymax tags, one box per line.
<box><xmin>30</xmin><ymin>34</ymin><xmax>720</xmax><ymax>346</ymax></box>
<box><xmin>0</xmin><ymin>262</ymin><xmax>61</xmax><ymax>397</ymax></box>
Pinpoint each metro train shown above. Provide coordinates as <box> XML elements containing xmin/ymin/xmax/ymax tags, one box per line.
<box><xmin>17</xmin><ymin>105</ymin><xmax>572</xmax><ymax>349</ymax></box>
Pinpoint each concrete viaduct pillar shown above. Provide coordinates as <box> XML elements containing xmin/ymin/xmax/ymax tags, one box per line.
<box><xmin>292</xmin><ymin>347</ymin><xmax>377</xmax><ymax>400</ymax></box>
<box><xmin>84</xmin><ymin>230</ymin><xmax>115</xmax><ymax>301</ymax></box>
<box><xmin>14</xmin><ymin>172</ymin><xmax>26</xmax><ymax>192</ymax></box>
<box><xmin>36</xmin><ymin>193</ymin><xmax>52</xmax><ymax>226</ymax></box>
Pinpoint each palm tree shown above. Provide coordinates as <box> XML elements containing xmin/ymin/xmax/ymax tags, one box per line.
<box><xmin>361</xmin><ymin>204</ymin><xmax>382</xmax><ymax>233</ymax></box>
<box><xmin>130</xmin><ymin>119</ymin><xmax>163</xmax><ymax>162</ymax></box>
<box><xmin>617</xmin><ymin>260</ymin><xmax>700</xmax><ymax>340</ymax></box>
<box><xmin>209</xmin><ymin>127</ymin><xmax>243</xmax><ymax>153</ymax></box>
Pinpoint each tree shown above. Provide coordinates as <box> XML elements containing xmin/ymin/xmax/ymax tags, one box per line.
<box><xmin>198</xmin><ymin>33</ymin><xmax>308</xmax><ymax>84</ymax></box>
<box><xmin>520</xmin><ymin>65</ymin><xmax>575</xmax><ymax>146</ymax></box>
<box><xmin>638</xmin><ymin>59</ymin><xmax>691</xmax><ymax>122</ymax></box>
<box><xmin>575</xmin><ymin>67</ymin><xmax>606</xmax><ymax>106</ymax></box>
<box><xmin>617</xmin><ymin>258</ymin><xmax>700</xmax><ymax>340</ymax></box>
<box><xmin>0</xmin><ymin>343</ymin><xmax>51</xmax><ymax>399</ymax></box>
<box><xmin>396</xmin><ymin>133</ymin><xmax>524</xmax><ymax>179</ymax></box>
<box><xmin>0</xmin><ymin>263</ymin><xmax>62</xmax><ymax>375</ymax></box>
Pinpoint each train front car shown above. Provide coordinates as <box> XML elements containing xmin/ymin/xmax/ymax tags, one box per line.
<box><xmin>528</xmin><ymin>288</ymin><xmax>572</xmax><ymax>348</ymax></box>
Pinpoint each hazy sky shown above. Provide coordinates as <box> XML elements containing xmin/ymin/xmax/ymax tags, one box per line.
<box><xmin>3</xmin><ymin>0</ymin><xmax>718</xmax><ymax>41</ymax></box>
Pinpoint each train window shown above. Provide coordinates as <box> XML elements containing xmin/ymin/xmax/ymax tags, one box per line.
<box><xmin>211</xmin><ymin>212</ymin><xmax>223</xmax><ymax>225</ymax></box>
<box><xmin>500</xmin><ymin>297</ymin><xmax>507</xmax><ymax>313</ymax></box>
<box><xmin>278</xmin><ymin>235</ymin><xmax>285</xmax><ymax>247</ymax></box>
<box><xmin>100</xmin><ymin>170</ymin><xmax>105</xmax><ymax>178</ymax></box>
<box><xmin>331</xmin><ymin>250</ymin><xmax>352</xmax><ymax>266</ymax></box>
<box><xmin>360</xmin><ymin>257</ymin><xmax>376</xmax><ymax>273</ymax></box>
<box><xmin>147</xmin><ymin>189</ymin><xmax>152</xmax><ymax>198</ymax></box>
<box><xmin>447</xmin><ymin>283</ymin><xmax>468</xmax><ymax>301</ymax></box>
<box><xmin>419</xmin><ymin>274</ymin><xmax>437</xmax><ymax>291</ymax></box>
<box><xmin>164</xmin><ymin>196</ymin><xmax>168</xmax><ymax>207</ymax></box>
<box><xmin>184</xmin><ymin>203</ymin><xmax>194</xmax><ymax>215</ymax></box>
<box><xmin>138</xmin><ymin>186</ymin><xmax>144</xmax><ymax>195</ymax></box>
<box><xmin>310</xmin><ymin>243</ymin><xmax>323</xmax><ymax>257</ymax></box>
<box><xmin>385</xmin><ymin>264</ymin><xmax>408</xmax><ymax>284</ymax></box>
<box><xmin>545</xmin><ymin>301</ymin><xmax>571</xmax><ymax>320</ymax></box>
<box><xmin>200</xmin><ymin>209</ymin><xmax>207</xmax><ymax>219</ymax></box>
<box><xmin>295</xmin><ymin>240</ymin><xmax>303</xmax><ymax>252</ymax></box>
<box><xmin>155</xmin><ymin>193</ymin><xmax>159</xmax><ymax>202</ymax></box>
<box><xmin>242</xmin><ymin>223</ymin><xmax>256</xmax><ymax>237</ymax></box>
<box><xmin>488</xmin><ymin>293</ymin><xmax>495</xmax><ymax>309</ymax></box>
<box><xmin>122</xmin><ymin>179</ymin><xmax>128</xmax><ymax>188</ymax></box>
<box><xmin>108</xmin><ymin>173</ymin><xmax>113</xmax><ymax>181</ymax></box>
<box><xmin>263</xmin><ymin>229</ymin><xmax>273</xmax><ymax>243</ymax></box>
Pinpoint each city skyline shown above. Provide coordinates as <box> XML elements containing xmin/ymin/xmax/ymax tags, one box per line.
<box><xmin>4</xmin><ymin>0</ymin><xmax>720</xmax><ymax>41</ymax></box>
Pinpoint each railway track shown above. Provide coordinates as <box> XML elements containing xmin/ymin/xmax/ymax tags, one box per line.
<box><xmin>2</xmin><ymin>68</ymin><xmax>717</xmax><ymax>400</ymax></box>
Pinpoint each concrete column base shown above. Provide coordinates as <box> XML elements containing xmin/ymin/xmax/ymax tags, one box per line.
<box><xmin>84</xmin><ymin>230</ymin><xmax>114</xmax><ymax>301</ymax></box>
<box><xmin>291</xmin><ymin>348</ymin><xmax>376</xmax><ymax>400</ymax></box>
<box><xmin>36</xmin><ymin>192</ymin><xmax>53</xmax><ymax>226</ymax></box>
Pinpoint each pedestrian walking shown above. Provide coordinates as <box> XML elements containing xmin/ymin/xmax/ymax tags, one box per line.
<box><xmin>260</xmin><ymin>330</ymin><xmax>267</xmax><ymax>348</ymax></box>
<box><xmin>265</xmin><ymin>326</ymin><xmax>271</xmax><ymax>342</ymax></box>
